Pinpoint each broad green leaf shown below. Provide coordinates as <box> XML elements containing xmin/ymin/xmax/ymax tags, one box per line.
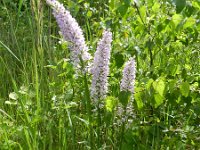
<box><xmin>152</xmin><ymin>2</ymin><xmax>160</xmax><ymax>13</ymax></box>
<box><xmin>61</xmin><ymin>40</ymin><xmax>68</xmax><ymax>49</ymax></box>
<box><xmin>134</xmin><ymin>92</ymin><xmax>143</xmax><ymax>109</ymax></box>
<box><xmin>153</xmin><ymin>78</ymin><xmax>166</xmax><ymax>96</ymax></box>
<box><xmin>175</xmin><ymin>0</ymin><xmax>186</xmax><ymax>13</ymax></box>
<box><xmin>180</xmin><ymin>81</ymin><xmax>190</xmax><ymax>97</ymax></box>
<box><xmin>192</xmin><ymin>1</ymin><xmax>200</xmax><ymax>9</ymax></box>
<box><xmin>139</xmin><ymin>5</ymin><xmax>146</xmax><ymax>23</ymax></box>
<box><xmin>118</xmin><ymin>5</ymin><xmax>129</xmax><ymax>17</ymax></box>
<box><xmin>146</xmin><ymin>79</ymin><xmax>154</xmax><ymax>90</ymax></box>
<box><xmin>105</xmin><ymin>96</ymin><xmax>117</xmax><ymax>112</ymax></box>
<box><xmin>114</xmin><ymin>53</ymin><xmax>124</xmax><ymax>68</ymax></box>
<box><xmin>134</xmin><ymin>87</ymin><xmax>144</xmax><ymax>109</ymax></box>
<box><xmin>109</xmin><ymin>0</ymin><xmax>115</xmax><ymax>9</ymax></box>
<box><xmin>176</xmin><ymin>95</ymin><xmax>182</xmax><ymax>103</ymax></box>
<box><xmin>169</xmin><ymin>64</ymin><xmax>181</xmax><ymax>76</ymax></box>
<box><xmin>172</xmin><ymin>14</ymin><xmax>182</xmax><ymax>27</ymax></box>
<box><xmin>157</xmin><ymin>24</ymin><xmax>163</xmax><ymax>33</ymax></box>
<box><xmin>175</xmin><ymin>65</ymin><xmax>181</xmax><ymax>75</ymax></box>
<box><xmin>183</xmin><ymin>17</ymin><xmax>196</xmax><ymax>29</ymax></box>
<box><xmin>86</xmin><ymin>10</ymin><xmax>92</xmax><ymax>18</ymax></box>
<box><xmin>154</xmin><ymin>93</ymin><xmax>164</xmax><ymax>108</ymax></box>
<box><xmin>124</xmin><ymin>0</ymin><xmax>131</xmax><ymax>6</ymax></box>
<box><xmin>168</xmin><ymin>79</ymin><xmax>176</xmax><ymax>93</ymax></box>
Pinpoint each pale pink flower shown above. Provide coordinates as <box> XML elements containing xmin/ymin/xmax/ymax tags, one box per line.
<box><xmin>46</xmin><ymin>0</ymin><xmax>91</xmax><ymax>68</ymax></box>
<box><xmin>120</xmin><ymin>57</ymin><xmax>136</xmax><ymax>93</ymax></box>
<box><xmin>90</xmin><ymin>30</ymin><xmax>112</xmax><ymax>102</ymax></box>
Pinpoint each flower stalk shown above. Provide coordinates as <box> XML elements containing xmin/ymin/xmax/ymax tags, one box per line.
<box><xmin>118</xmin><ymin>57</ymin><xmax>136</xmax><ymax>149</ymax></box>
<box><xmin>90</xmin><ymin>29</ymin><xmax>112</xmax><ymax>147</ymax></box>
<box><xmin>46</xmin><ymin>0</ymin><xmax>91</xmax><ymax>69</ymax></box>
<box><xmin>90</xmin><ymin>30</ymin><xmax>112</xmax><ymax>104</ymax></box>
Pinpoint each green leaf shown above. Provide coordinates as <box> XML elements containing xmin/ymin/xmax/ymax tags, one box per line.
<box><xmin>175</xmin><ymin>0</ymin><xmax>186</xmax><ymax>13</ymax></box>
<box><xmin>152</xmin><ymin>2</ymin><xmax>160</xmax><ymax>13</ymax></box>
<box><xmin>86</xmin><ymin>10</ymin><xmax>92</xmax><ymax>18</ymax></box>
<box><xmin>156</xmin><ymin>24</ymin><xmax>163</xmax><ymax>33</ymax></box>
<box><xmin>134</xmin><ymin>92</ymin><xmax>143</xmax><ymax>109</ymax></box>
<box><xmin>124</xmin><ymin>0</ymin><xmax>131</xmax><ymax>6</ymax></box>
<box><xmin>192</xmin><ymin>1</ymin><xmax>200</xmax><ymax>9</ymax></box>
<box><xmin>138</xmin><ymin>5</ymin><xmax>146</xmax><ymax>23</ymax></box>
<box><xmin>183</xmin><ymin>17</ymin><xmax>196</xmax><ymax>29</ymax></box>
<box><xmin>105</xmin><ymin>96</ymin><xmax>117</xmax><ymax>112</ymax></box>
<box><xmin>18</xmin><ymin>0</ymin><xmax>24</xmax><ymax>15</ymax></box>
<box><xmin>62</xmin><ymin>60</ymin><xmax>68</xmax><ymax>69</ymax></box>
<box><xmin>109</xmin><ymin>0</ymin><xmax>115</xmax><ymax>9</ymax></box>
<box><xmin>114</xmin><ymin>53</ymin><xmax>124</xmax><ymax>68</ymax></box>
<box><xmin>168</xmin><ymin>79</ymin><xmax>177</xmax><ymax>93</ymax></box>
<box><xmin>172</xmin><ymin>14</ymin><xmax>183</xmax><ymax>27</ymax></box>
<box><xmin>117</xmin><ymin>4</ymin><xmax>129</xmax><ymax>17</ymax></box>
<box><xmin>146</xmin><ymin>79</ymin><xmax>154</xmax><ymax>90</ymax></box>
<box><xmin>119</xmin><ymin>91</ymin><xmax>131</xmax><ymax>106</ymax></box>
<box><xmin>154</xmin><ymin>93</ymin><xmax>164</xmax><ymax>108</ymax></box>
<box><xmin>180</xmin><ymin>81</ymin><xmax>190</xmax><ymax>97</ymax></box>
<box><xmin>153</xmin><ymin>78</ymin><xmax>166</xmax><ymax>96</ymax></box>
<box><xmin>104</xmin><ymin>112</ymin><xmax>112</xmax><ymax>126</ymax></box>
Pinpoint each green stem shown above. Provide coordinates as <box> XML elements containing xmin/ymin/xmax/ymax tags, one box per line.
<box><xmin>97</xmin><ymin>101</ymin><xmax>102</xmax><ymax>148</ymax></box>
<box><xmin>119</xmin><ymin>106</ymin><xmax>127</xmax><ymax>150</ymax></box>
<box><xmin>120</xmin><ymin>122</ymin><xmax>125</xmax><ymax>150</ymax></box>
<box><xmin>83</xmin><ymin>73</ymin><xmax>93</xmax><ymax>148</ymax></box>
<box><xmin>66</xmin><ymin>109</ymin><xmax>75</xmax><ymax>148</ymax></box>
<box><xmin>80</xmin><ymin>57</ymin><xmax>93</xmax><ymax>148</ymax></box>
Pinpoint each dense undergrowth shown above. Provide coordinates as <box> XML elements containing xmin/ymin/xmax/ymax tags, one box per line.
<box><xmin>0</xmin><ymin>0</ymin><xmax>199</xmax><ymax>149</ymax></box>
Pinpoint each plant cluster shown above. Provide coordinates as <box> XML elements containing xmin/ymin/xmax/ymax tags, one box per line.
<box><xmin>0</xmin><ymin>0</ymin><xmax>199</xmax><ymax>149</ymax></box>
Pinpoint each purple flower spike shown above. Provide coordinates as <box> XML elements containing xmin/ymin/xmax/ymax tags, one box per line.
<box><xmin>115</xmin><ymin>58</ymin><xmax>136</xmax><ymax>128</ymax></box>
<box><xmin>120</xmin><ymin>57</ymin><xmax>136</xmax><ymax>93</ymax></box>
<box><xmin>90</xmin><ymin>30</ymin><xmax>112</xmax><ymax>103</ymax></box>
<box><xmin>46</xmin><ymin>0</ymin><xmax>91</xmax><ymax>68</ymax></box>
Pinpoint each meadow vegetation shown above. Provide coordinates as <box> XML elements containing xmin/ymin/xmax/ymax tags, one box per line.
<box><xmin>0</xmin><ymin>0</ymin><xmax>199</xmax><ymax>149</ymax></box>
